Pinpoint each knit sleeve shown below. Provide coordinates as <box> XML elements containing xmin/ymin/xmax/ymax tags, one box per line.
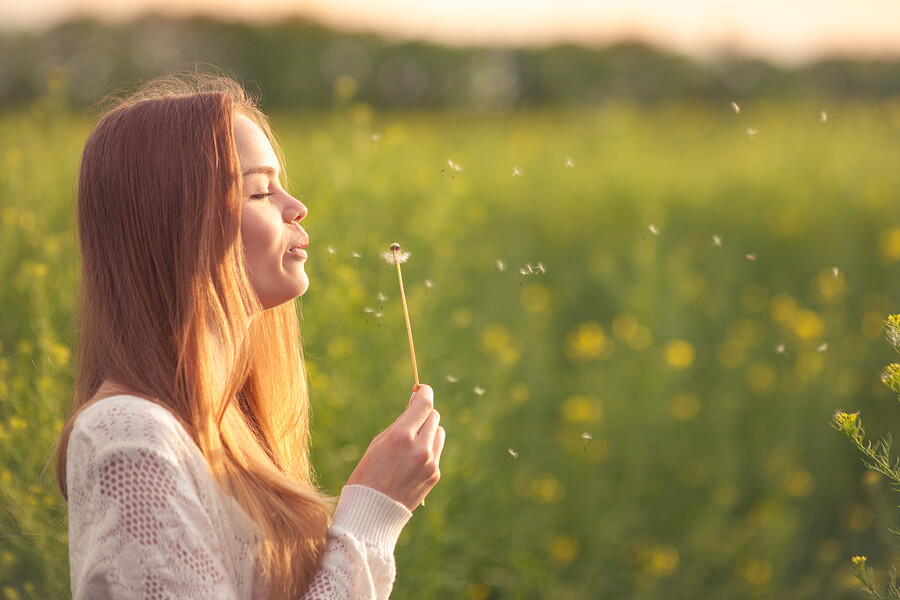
<box><xmin>66</xmin><ymin>397</ymin><xmax>257</xmax><ymax>600</ymax></box>
<box><xmin>302</xmin><ymin>485</ymin><xmax>412</xmax><ymax>600</ymax></box>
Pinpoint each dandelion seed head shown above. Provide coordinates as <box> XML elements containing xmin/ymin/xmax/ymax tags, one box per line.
<box><xmin>327</xmin><ymin>245</ymin><xmax>336</xmax><ymax>255</ymax></box>
<box><xmin>581</xmin><ymin>432</ymin><xmax>593</xmax><ymax>440</ymax></box>
<box><xmin>507</xmin><ymin>449</ymin><xmax>518</xmax><ymax>459</ymax></box>
<box><xmin>730</xmin><ymin>101</ymin><xmax>741</xmax><ymax>114</ymax></box>
<box><xmin>474</xmin><ymin>386</ymin><xmax>486</xmax><ymax>396</ymax></box>
<box><xmin>447</xmin><ymin>159</ymin><xmax>462</xmax><ymax>172</ymax></box>
<box><xmin>377</xmin><ymin>292</ymin><xmax>387</xmax><ymax>303</ymax></box>
<box><xmin>832</xmin><ymin>266</ymin><xmax>840</xmax><ymax>278</ymax></box>
<box><xmin>564</xmin><ymin>157</ymin><xmax>575</xmax><ymax>167</ymax></box>
<box><xmin>712</xmin><ymin>234</ymin><xmax>722</xmax><ymax>247</ymax></box>
<box><xmin>512</xmin><ymin>166</ymin><xmax>522</xmax><ymax>176</ymax></box>
<box><xmin>425</xmin><ymin>279</ymin><xmax>433</xmax><ymax>289</ymax></box>
<box><xmin>352</xmin><ymin>251</ymin><xmax>362</xmax><ymax>259</ymax></box>
<box><xmin>535</xmin><ymin>262</ymin><xmax>546</xmax><ymax>274</ymax></box>
<box><xmin>775</xmin><ymin>343</ymin><xmax>786</xmax><ymax>354</ymax></box>
<box><xmin>648</xmin><ymin>224</ymin><xmax>659</xmax><ymax>236</ymax></box>
<box><xmin>446</xmin><ymin>374</ymin><xmax>458</xmax><ymax>383</ymax></box>
<box><xmin>746</xmin><ymin>127</ymin><xmax>758</xmax><ymax>138</ymax></box>
<box><xmin>382</xmin><ymin>244</ymin><xmax>410</xmax><ymax>264</ymax></box>
<box><xmin>363</xmin><ymin>307</ymin><xmax>375</xmax><ymax>314</ymax></box>
<box><xmin>817</xmin><ymin>342</ymin><xmax>829</xmax><ymax>353</ymax></box>
<box><xmin>496</xmin><ymin>259</ymin><xmax>507</xmax><ymax>272</ymax></box>
<box><xmin>374</xmin><ymin>312</ymin><xmax>383</xmax><ymax>319</ymax></box>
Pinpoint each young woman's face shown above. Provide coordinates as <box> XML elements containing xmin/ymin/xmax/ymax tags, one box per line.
<box><xmin>234</xmin><ymin>113</ymin><xmax>309</xmax><ymax>309</ymax></box>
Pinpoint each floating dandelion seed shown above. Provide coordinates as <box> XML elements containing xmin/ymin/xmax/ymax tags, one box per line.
<box><xmin>352</xmin><ymin>251</ymin><xmax>361</xmax><ymax>259</ymax></box>
<box><xmin>520</xmin><ymin>264</ymin><xmax>534</xmax><ymax>276</ymax></box>
<box><xmin>424</xmin><ymin>279</ymin><xmax>433</xmax><ymax>291</ymax></box>
<box><xmin>363</xmin><ymin>307</ymin><xmax>375</xmax><ymax>314</ymax></box>
<box><xmin>506</xmin><ymin>448</ymin><xmax>519</xmax><ymax>464</ymax></box>
<box><xmin>746</xmin><ymin>127</ymin><xmax>758</xmax><ymax>139</ymax></box>
<box><xmin>446</xmin><ymin>374</ymin><xmax>458</xmax><ymax>383</ymax></box>
<box><xmin>746</xmin><ymin>253</ymin><xmax>757</xmax><ymax>262</ymax></box>
<box><xmin>775</xmin><ymin>343</ymin><xmax>791</xmax><ymax>358</ymax></box>
<box><xmin>447</xmin><ymin>159</ymin><xmax>462</xmax><ymax>172</ymax></box>
<box><xmin>712</xmin><ymin>234</ymin><xmax>722</xmax><ymax>247</ymax></box>
<box><xmin>376</xmin><ymin>292</ymin><xmax>387</xmax><ymax>308</ymax></box>
<box><xmin>820</xmin><ymin>110</ymin><xmax>828</xmax><ymax>123</ymax></box>
<box><xmin>648</xmin><ymin>224</ymin><xmax>659</xmax><ymax>236</ymax></box>
<box><xmin>730</xmin><ymin>101</ymin><xmax>742</xmax><ymax>114</ymax></box>
<box><xmin>474</xmin><ymin>386</ymin><xmax>486</xmax><ymax>397</ymax></box>
<box><xmin>581</xmin><ymin>432</ymin><xmax>593</xmax><ymax>450</ymax></box>
<box><xmin>564</xmin><ymin>157</ymin><xmax>575</xmax><ymax>167</ymax></box>
<box><xmin>512</xmin><ymin>166</ymin><xmax>522</xmax><ymax>176</ymax></box>
<box><xmin>832</xmin><ymin>266</ymin><xmax>841</xmax><ymax>278</ymax></box>
<box><xmin>385</xmin><ymin>243</ymin><xmax>420</xmax><ymax>387</ymax></box>
<box><xmin>327</xmin><ymin>245</ymin><xmax>336</xmax><ymax>255</ymax></box>
<box><xmin>817</xmin><ymin>342</ymin><xmax>829</xmax><ymax>354</ymax></box>
<box><xmin>496</xmin><ymin>259</ymin><xmax>507</xmax><ymax>272</ymax></box>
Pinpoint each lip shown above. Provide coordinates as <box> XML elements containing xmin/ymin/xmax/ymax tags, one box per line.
<box><xmin>287</xmin><ymin>246</ymin><xmax>308</xmax><ymax>259</ymax></box>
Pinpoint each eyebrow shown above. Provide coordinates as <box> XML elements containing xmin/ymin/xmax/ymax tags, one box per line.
<box><xmin>241</xmin><ymin>166</ymin><xmax>278</xmax><ymax>177</ymax></box>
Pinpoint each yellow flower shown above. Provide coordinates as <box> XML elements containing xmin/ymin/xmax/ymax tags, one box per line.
<box><xmin>664</xmin><ymin>339</ymin><xmax>695</xmax><ymax>369</ymax></box>
<box><xmin>851</xmin><ymin>555</ymin><xmax>867</xmax><ymax>566</ymax></box>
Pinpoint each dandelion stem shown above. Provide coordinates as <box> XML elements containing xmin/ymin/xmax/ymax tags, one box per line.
<box><xmin>391</xmin><ymin>243</ymin><xmax>419</xmax><ymax>388</ymax></box>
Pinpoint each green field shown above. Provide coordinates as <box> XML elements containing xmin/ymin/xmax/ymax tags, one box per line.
<box><xmin>3</xmin><ymin>97</ymin><xmax>900</xmax><ymax>599</ymax></box>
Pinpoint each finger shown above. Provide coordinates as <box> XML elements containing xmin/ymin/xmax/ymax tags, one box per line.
<box><xmin>398</xmin><ymin>384</ymin><xmax>434</xmax><ymax>430</ymax></box>
<box><xmin>432</xmin><ymin>425</ymin><xmax>446</xmax><ymax>463</ymax></box>
<box><xmin>417</xmin><ymin>409</ymin><xmax>440</xmax><ymax>441</ymax></box>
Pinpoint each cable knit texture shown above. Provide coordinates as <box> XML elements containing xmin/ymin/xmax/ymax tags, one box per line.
<box><xmin>67</xmin><ymin>394</ymin><xmax>412</xmax><ymax>599</ymax></box>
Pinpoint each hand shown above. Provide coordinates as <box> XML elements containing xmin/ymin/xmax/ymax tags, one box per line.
<box><xmin>347</xmin><ymin>384</ymin><xmax>445</xmax><ymax>511</ymax></box>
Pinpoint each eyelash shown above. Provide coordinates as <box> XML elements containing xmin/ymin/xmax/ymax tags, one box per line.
<box><xmin>250</xmin><ymin>192</ymin><xmax>275</xmax><ymax>200</ymax></box>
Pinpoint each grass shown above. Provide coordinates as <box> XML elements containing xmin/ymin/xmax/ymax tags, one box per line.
<box><xmin>2</xmin><ymin>96</ymin><xmax>900</xmax><ymax>599</ymax></box>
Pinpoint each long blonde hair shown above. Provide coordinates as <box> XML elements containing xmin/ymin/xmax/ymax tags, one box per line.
<box><xmin>56</xmin><ymin>72</ymin><xmax>330</xmax><ymax>597</ymax></box>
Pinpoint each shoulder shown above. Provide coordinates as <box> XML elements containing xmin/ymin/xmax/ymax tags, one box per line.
<box><xmin>69</xmin><ymin>394</ymin><xmax>201</xmax><ymax>474</ymax></box>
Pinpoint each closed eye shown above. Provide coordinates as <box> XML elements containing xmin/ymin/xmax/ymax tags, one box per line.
<box><xmin>250</xmin><ymin>192</ymin><xmax>275</xmax><ymax>200</ymax></box>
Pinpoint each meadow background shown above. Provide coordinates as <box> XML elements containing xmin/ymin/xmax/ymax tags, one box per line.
<box><xmin>3</xmin><ymin>18</ymin><xmax>900</xmax><ymax>600</ymax></box>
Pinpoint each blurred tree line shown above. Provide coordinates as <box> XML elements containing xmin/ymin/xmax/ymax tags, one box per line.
<box><xmin>0</xmin><ymin>16</ymin><xmax>899</xmax><ymax>111</ymax></box>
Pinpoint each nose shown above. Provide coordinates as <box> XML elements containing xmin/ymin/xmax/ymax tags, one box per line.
<box><xmin>284</xmin><ymin>194</ymin><xmax>307</xmax><ymax>224</ymax></box>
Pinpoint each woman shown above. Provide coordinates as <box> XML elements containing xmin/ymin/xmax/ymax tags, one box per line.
<box><xmin>55</xmin><ymin>72</ymin><xmax>445</xmax><ymax>599</ymax></box>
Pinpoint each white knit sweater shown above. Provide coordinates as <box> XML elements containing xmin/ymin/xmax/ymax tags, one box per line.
<box><xmin>66</xmin><ymin>394</ymin><xmax>412</xmax><ymax>599</ymax></box>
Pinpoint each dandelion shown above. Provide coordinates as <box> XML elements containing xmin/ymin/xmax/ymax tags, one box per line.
<box><xmin>564</xmin><ymin>157</ymin><xmax>575</xmax><ymax>167</ymax></box>
<box><xmin>712</xmin><ymin>234</ymin><xmax>722</xmax><ymax>247</ymax></box>
<box><xmin>512</xmin><ymin>166</ymin><xmax>522</xmax><ymax>176</ymax></box>
<box><xmin>496</xmin><ymin>259</ymin><xmax>507</xmax><ymax>272</ymax></box>
<box><xmin>381</xmin><ymin>248</ymin><xmax>410</xmax><ymax>264</ymax></box>
<box><xmin>446</xmin><ymin>374</ymin><xmax>458</xmax><ymax>383</ymax></box>
<box><xmin>648</xmin><ymin>224</ymin><xmax>659</xmax><ymax>236</ymax></box>
<box><xmin>746</xmin><ymin>253</ymin><xmax>757</xmax><ymax>262</ymax></box>
<box><xmin>506</xmin><ymin>448</ymin><xmax>519</xmax><ymax>464</ymax></box>
<box><xmin>384</xmin><ymin>243</ymin><xmax>419</xmax><ymax>387</ymax></box>
<box><xmin>746</xmin><ymin>127</ymin><xmax>758</xmax><ymax>139</ymax></box>
<box><xmin>730</xmin><ymin>101</ymin><xmax>742</xmax><ymax>114</ymax></box>
<box><xmin>581</xmin><ymin>432</ymin><xmax>593</xmax><ymax>450</ymax></box>
<box><xmin>820</xmin><ymin>110</ymin><xmax>828</xmax><ymax>123</ymax></box>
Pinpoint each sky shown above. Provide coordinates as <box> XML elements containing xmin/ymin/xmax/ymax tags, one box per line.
<box><xmin>3</xmin><ymin>0</ymin><xmax>900</xmax><ymax>64</ymax></box>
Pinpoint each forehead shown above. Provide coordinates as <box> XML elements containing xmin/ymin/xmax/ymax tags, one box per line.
<box><xmin>233</xmin><ymin>113</ymin><xmax>279</xmax><ymax>172</ymax></box>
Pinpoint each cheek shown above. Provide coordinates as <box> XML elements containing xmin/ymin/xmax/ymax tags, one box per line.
<box><xmin>241</xmin><ymin>208</ymin><xmax>282</xmax><ymax>269</ymax></box>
